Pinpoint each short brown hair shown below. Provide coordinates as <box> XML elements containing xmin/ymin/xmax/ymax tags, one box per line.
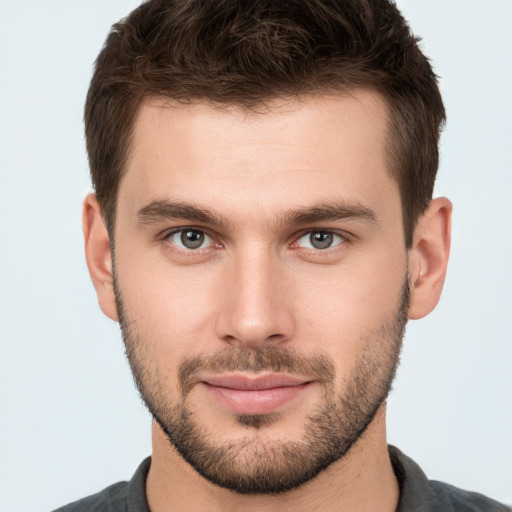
<box><xmin>85</xmin><ymin>0</ymin><xmax>445</xmax><ymax>247</ymax></box>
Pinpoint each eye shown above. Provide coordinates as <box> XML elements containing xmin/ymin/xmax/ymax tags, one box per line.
<box><xmin>167</xmin><ymin>229</ymin><xmax>213</xmax><ymax>250</ymax></box>
<box><xmin>296</xmin><ymin>230</ymin><xmax>345</xmax><ymax>250</ymax></box>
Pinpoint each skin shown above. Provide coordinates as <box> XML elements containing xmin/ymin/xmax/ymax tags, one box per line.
<box><xmin>83</xmin><ymin>90</ymin><xmax>452</xmax><ymax>512</ymax></box>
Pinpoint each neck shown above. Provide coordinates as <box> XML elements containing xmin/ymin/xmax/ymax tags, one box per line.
<box><xmin>146</xmin><ymin>404</ymin><xmax>399</xmax><ymax>512</ymax></box>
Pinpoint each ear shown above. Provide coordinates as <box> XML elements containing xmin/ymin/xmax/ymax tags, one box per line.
<box><xmin>408</xmin><ymin>197</ymin><xmax>452</xmax><ymax>320</ymax></box>
<box><xmin>82</xmin><ymin>194</ymin><xmax>119</xmax><ymax>321</ymax></box>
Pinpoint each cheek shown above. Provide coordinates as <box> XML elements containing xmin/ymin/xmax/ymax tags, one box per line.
<box><xmin>115</xmin><ymin>253</ymin><xmax>221</xmax><ymax>359</ymax></box>
<box><xmin>292</xmin><ymin>250</ymin><xmax>407</xmax><ymax>361</ymax></box>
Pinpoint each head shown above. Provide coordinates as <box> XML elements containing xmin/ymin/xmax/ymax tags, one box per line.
<box><xmin>83</xmin><ymin>0</ymin><xmax>451</xmax><ymax>496</ymax></box>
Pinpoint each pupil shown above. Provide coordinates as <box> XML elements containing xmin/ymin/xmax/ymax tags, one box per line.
<box><xmin>181</xmin><ymin>230</ymin><xmax>204</xmax><ymax>249</ymax></box>
<box><xmin>310</xmin><ymin>231</ymin><xmax>333</xmax><ymax>249</ymax></box>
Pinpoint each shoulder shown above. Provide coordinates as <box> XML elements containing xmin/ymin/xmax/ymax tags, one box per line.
<box><xmin>52</xmin><ymin>481</ymin><xmax>129</xmax><ymax>512</ymax></box>
<box><xmin>429</xmin><ymin>480</ymin><xmax>511</xmax><ymax>512</ymax></box>
<box><xmin>51</xmin><ymin>458</ymin><xmax>151</xmax><ymax>512</ymax></box>
<box><xmin>389</xmin><ymin>446</ymin><xmax>511</xmax><ymax>512</ymax></box>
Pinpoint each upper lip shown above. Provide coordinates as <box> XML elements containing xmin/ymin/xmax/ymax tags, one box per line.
<box><xmin>201</xmin><ymin>373</ymin><xmax>311</xmax><ymax>390</ymax></box>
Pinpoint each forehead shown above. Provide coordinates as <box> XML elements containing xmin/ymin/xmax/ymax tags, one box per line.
<box><xmin>119</xmin><ymin>91</ymin><xmax>399</xmax><ymax>226</ymax></box>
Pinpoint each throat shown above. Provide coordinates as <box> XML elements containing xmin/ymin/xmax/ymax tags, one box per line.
<box><xmin>146</xmin><ymin>407</ymin><xmax>399</xmax><ymax>512</ymax></box>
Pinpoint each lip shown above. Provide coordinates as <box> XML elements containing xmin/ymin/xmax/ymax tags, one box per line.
<box><xmin>200</xmin><ymin>373</ymin><xmax>313</xmax><ymax>415</ymax></box>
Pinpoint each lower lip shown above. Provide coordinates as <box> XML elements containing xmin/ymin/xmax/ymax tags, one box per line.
<box><xmin>202</xmin><ymin>382</ymin><xmax>312</xmax><ymax>415</ymax></box>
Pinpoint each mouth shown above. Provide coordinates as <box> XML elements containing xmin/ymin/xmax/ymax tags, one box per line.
<box><xmin>199</xmin><ymin>373</ymin><xmax>314</xmax><ymax>415</ymax></box>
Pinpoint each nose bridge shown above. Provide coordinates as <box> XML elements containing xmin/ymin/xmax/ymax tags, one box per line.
<box><xmin>215</xmin><ymin>244</ymin><xmax>294</xmax><ymax>347</ymax></box>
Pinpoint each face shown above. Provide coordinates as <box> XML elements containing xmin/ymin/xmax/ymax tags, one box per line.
<box><xmin>112</xmin><ymin>91</ymin><xmax>410</xmax><ymax>493</ymax></box>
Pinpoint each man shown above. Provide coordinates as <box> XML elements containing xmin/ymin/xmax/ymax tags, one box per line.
<box><xmin>55</xmin><ymin>0</ymin><xmax>509</xmax><ymax>510</ymax></box>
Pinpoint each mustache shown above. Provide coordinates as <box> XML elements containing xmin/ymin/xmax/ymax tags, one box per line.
<box><xmin>178</xmin><ymin>346</ymin><xmax>335</xmax><ymax>397</ymax></box>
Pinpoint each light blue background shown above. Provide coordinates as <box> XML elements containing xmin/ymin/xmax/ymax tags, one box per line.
<box><xmin>1</xmin><ymin>1</ymin><xmax>511</xmax><ymax>510</ymax></box>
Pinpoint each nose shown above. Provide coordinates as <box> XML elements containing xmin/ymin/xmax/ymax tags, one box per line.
<box><xmin>214</xmin><ymin>248</ymin><xmax>295</xmax><ymax>348</ymax></box>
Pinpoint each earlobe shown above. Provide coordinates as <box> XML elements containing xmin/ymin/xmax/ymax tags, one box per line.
<box><xmin>82</xmin><ymin>194</ymin><xmax>119</xmax><ymax>322</ymax></box>
<box><xmin>408</xmin><ymin>197</ymin><xmax>452</xmax><ymax>320</ymax></box>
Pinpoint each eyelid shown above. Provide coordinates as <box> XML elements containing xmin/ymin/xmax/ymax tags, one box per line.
<box><xmin>162</xmin><ymin>226</ymin><xmax>220</xmax><ymax>251</ymax></box>
<box><xmin>291</xmin><ymin>229</ymin><xmax>352</xmax><ymax>250</ymax></box>
<box><xmin>159</xmin><ymin>226</ymin><xmax>352</xmax><ymax>254</ymax></box>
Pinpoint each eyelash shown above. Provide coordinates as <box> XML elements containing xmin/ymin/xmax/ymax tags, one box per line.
<box><xmin>292</xmin><ymin>231</ymin><xmax>348</xmax><ymax>251</ymax></box>
<box><xmin>161</xmin><ymin>227</ymin><xmax>352</xmax><ymax>256</ymax></box>
<box><xmin>162</xmin><ymin>228</ymin><xmax>221</xmax><ymax>256</ymax></box>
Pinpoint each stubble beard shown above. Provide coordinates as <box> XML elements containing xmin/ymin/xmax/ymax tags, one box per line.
<box><xmin>114</xmin><ymin>277</ymin><xmax>409</xmax><ymax>495</ymax></box>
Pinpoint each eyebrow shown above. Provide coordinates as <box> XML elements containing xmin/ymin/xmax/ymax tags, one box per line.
<box><xmin>136</xmin><ymin>199</ymin><xmax>377</xmax><ymax>228</ymax></box>
<box><xmin>136</xmin><ymin>200</ymin><xmax>229</xmax><ymax>228</ymax></box>
<box><xmin>282</xmin><ymin>201</ymin><xmax>377</xmax><ymax>226</ymax></box>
